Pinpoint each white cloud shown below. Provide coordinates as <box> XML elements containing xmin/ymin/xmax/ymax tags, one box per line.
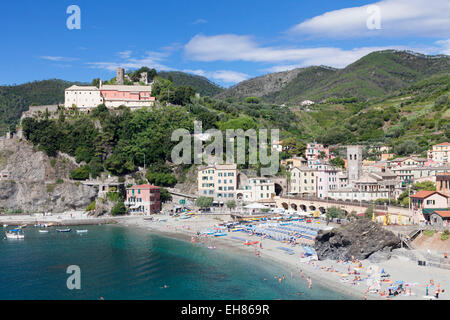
<box><xmin>289</xmin><ymin>0</ymin><xmax>450</xmax><ymax>39</ymax></box>
<box><xmin>87</xmin><ymin>51</ymin><xmax>174</xmax><ymax>72</ymax></box>
<box><xmin>209</xmin><ymin>70</ymin><xmax>250</xmax><ymax>84</ymax></box>
<box><xmin>183</xmin><ymin>69</ymin><xmax>250</xmax><ymax>84</ymax></box>
<box><xmin>118</xmin><ymin>50</ymin><xmax>132</xmax><ymax>59</ymax></box>
<box><xmin>436</xmin><ymin>39</ymin><xmax>450</xmax><ymax>55</ymax></box>
<box><xmin>184</xmin><ymin>34</ymin><xmax>412</xmax><ymax>68</ymax></box>
<box><xmin>192</xmin><ymin>18</ymin><xmax>207</xmax><ymax>25</ymax></box>
<box><xmin>40</xmin><ymin>56</ymin><xmax>78</xmax><ymax>62</ymax></box>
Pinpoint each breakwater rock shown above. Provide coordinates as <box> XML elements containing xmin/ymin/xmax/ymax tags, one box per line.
<box><xmin>314</xmin><ymin>219</ymin><xmax>401</xmax><ymax>261</ymax></box>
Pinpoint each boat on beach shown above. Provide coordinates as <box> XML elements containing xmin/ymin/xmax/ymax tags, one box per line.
<box><xmin>6</xmin><ymin>229</ymin><xmax>25</xmax><ymax>239</ymax></box>
<box><xmin>214</xmin><ymin>232</ymin><xmax>227</xmax><ymax>237</ymax></box>
<box><xmin>56</xmin><ymin>228</ymin><xmax>71</xmax><ymax>233</ymax></box>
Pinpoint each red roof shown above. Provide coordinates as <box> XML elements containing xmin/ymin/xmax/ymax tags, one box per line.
<box><xmin>434</xmin><ymin>142</ymin><xmax>450</xmax><ymax>146</ymax></box>
<box><xmin>411</xmin><ymin>190</ymin><xmax>448</xmax><ymax>199</ymax></box>
<box><xmin>128</xmin><ymin>184</ymin><xmax>160</xmax><ymax>189</ymax></box>
<box><xmin>432</xmin><ymin>211</ymin><xmax>450</xmax><ymax>218</ymax></box>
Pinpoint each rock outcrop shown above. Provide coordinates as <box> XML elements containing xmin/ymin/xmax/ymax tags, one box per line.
<box><xmin>314</xmin><ymin>219</ymin><xmax>401</xmax><ymax>261</ymax></box>
<box><xmin>0</xmin><ymin>138</ymin><xmax>96</xmax><ymax>213</ymax></box>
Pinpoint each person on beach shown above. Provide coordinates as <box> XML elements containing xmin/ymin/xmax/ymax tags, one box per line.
<box><xmin>307</xmin><ymin>277</ymin><xmax>312</xmax><ymax>289</ymax></box>
<box><xmin>426</xmin><ymin>285</ymin><xmax>429</xmax><ymax>296</ymax></box>
<box><xmin>300</xmin><ymin>270</ymin><xmax>304</xmax><ymax>278</ymax></box>
<box><xmin>279</xmin><ymin>277</ymin><xmax>282</xmax><ymax>284</ymax></box>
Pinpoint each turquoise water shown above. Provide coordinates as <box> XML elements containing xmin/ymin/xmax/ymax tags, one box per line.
<box><xmin>0</xmin><ymin>225</ymin><xmax>347</xmax><ymax>300</ymax></box>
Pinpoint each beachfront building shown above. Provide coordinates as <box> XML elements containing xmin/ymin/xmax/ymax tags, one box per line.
<box><xmin>197</xmin><ymin>164</ymin><xmax>238</xmax><ymax>205</ymax></box>
<box><xmin>428</xmin><ymin>210</ymin><xmax>450</xmax><ymax>227</ymax></box>
<box><xmin>328</xmin><ymin>188</ymin><xmax>390</xmax><ymax>202</ymax></box>
<box><xmin>428</xmin><ymin>142</ymin><xmax>450</xmax><ymax>164</ymax></box>
<box><xmin>410</xmin><ymin>191</ymin><xmax>449</xmax><ymax>211</ymax></box>
<box><xmin>289</xmin><ymin>167</ymin><xmax>317</xmax><ymax>197</ymax></box>
<box><xmin>236</xmin><ymin>177</ymin><xmax>275</xmax><ymax>203</ymax></box>
<box><xmin>125</xmin><ymin>184</ymin><xmax>161</xmax><ymax>215</ymax></box>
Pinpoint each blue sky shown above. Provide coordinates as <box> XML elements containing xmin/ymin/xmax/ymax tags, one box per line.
<box><xmin>0</xmin><ymin>0</ymin><xmax>449</xmax><ymax>87</ymax></box>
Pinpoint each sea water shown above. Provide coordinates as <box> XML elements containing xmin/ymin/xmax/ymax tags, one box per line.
<box><xmin>0</xmin><ymin>225</ymin><xmax>348</xmax><ymax>300</ymax></box>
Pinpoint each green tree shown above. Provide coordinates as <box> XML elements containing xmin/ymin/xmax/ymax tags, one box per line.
<box><xmin>365</xmin><ymin>206</ymin><xmax>374</xmax><ymax>219</ymax></box>
<box><xmin>70</xmin><ymin>167</ymin><xmax>90</xmax><ymax>180</ymax></box>
<box><xmin>196</xmin><ymin>196</ymin><xmax>213</xmax><ymax>209</ymax></box>
<box><xmin>111</xmin><ymin>201</ymin><xmax>127</xmax><ymax>216</ymax></box>
<box><xmin>282</xmin><ymin>137</ymin><xmax>306</xmax><ymax>157</ymax></box>
<box><xmin>330</xmin><ymin>157</ymin><xmax>345</xmax><ymax>169</ymax></box>
<box><xmin>226</xmin><ymin>200</ymin><xmax>236</xmax><ymax>210</ymax></box>
<box><xmin>159</xmin><ymin>188</ymin><xmax>173</xmax><ymax>203</ymax></box>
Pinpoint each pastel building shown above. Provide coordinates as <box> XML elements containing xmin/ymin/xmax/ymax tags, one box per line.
<box><xmin>125</xmin><ymin>184</ymin><xmax>161</xmax><ymax>215</ymax></box>
<box><xmin>197</xmin><ymin>164</ymin><xmax>237</xmax><ymax>204</ymax></box>
<box><xmin>236</xmin><ymin>177</ymin><xmax>275</xmax><ymax>203</ymax></box>
<box><xmin>305</xmin><ymin>143</ymin><xmax>330</xmax><ymax>161</ymax></box>
<box><xmin>64</xmin><ymin>69</ymin><xmax>156</xmax><ymax>110</ymax></box>
<box><xmin>437</xmin><ymin>173</ymin><xmax>450</xmax><ymax>196</ymax></box>
<box><xmin>64</xmin><ymin>85</ymin><xmax>104</xmax><ymax>109</ymax></box>
<box><xmin>410</xmin><ymin>191</ymin><xmax>449</xmax><ymax>211</ymax></box>
<box><xmin>100</xmin><ymin>85</ymin><xmax>155</xmax><ymax>109</ymax></box>
<box><xmin>289</xmin><ymin>167</ymin><xmax>317</xmax><ymax>196</ymax></box>
<box><xmin>428</xmin><ymin>142</ymin><xmax>450</xmax><ymax>164</ymax></box>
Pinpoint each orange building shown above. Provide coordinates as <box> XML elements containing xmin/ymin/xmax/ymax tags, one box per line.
<box><xmin>437</xmin><ymin>173</ymin><xmax>450</xmax><ymax>196</ymax></box>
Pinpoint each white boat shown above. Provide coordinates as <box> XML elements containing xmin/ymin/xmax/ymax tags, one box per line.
<box><xmin>76</xmin><ymin>230</ymin><xmax>88</xmax><ymax>233</ymax></box>
<box><xmin>2</xmin><ymin>224</ymin><xmax>8</xmax><ymax>228</ymax></box>
<box><xmin>38</xmin><ymin>230</ymin><xmax>49</xmax><ymax>233</ymax></box>
<box><xmin>56</xmin><ymin>228</ymin><xmax>71</xmax><ymax>233</ymax></box>
<box><xmin>6</xmin><ymin>229</ymin><xmax>25</xmax><ymax>239</ymax></box>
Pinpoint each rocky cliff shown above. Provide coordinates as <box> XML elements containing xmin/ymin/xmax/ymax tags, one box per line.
<box><xmin>0</xmin><ymin>138</ymin><xmax>96</xmax><ymax>213</ymax></box>
<box><xmin>314</xmin><ymin>219</ymin><xmax>401</xmax><ymax>261</ymax></box>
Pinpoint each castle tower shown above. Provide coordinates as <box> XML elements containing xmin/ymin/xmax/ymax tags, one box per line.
<box><xmin>347</xmin><ymin>145</ymin><xmax>362</xmax><ymax>183</ymax></box>
<box><xmin>116</xmin><ymin>68</ymin><xmax>124</xmax><ymax>85</ymax></box>
<box><xmin>140</xmin><ymin>72</ymin><xmax>148</xmax><ymax>84</ymax></box>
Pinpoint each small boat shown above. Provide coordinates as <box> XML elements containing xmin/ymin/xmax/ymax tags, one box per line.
<box><xmin>76</xmin><ymin>230</ymin><xmax>88</xmax><ymax>233</ymax></box>
<box><xmin>6</xmin><ymin>229</ymin><xmax>25</xmax><ymax>239</ymax></box>
<box><xmin>2</xmin><ymin>224</ymin><xmax>8</xmax><ymax>228</ymax></box>
<box><xmin>214</xmin><ymin>232</ymin><xmax>227</xmax><ymax>237</ymax></box>
<box><xmin>20</xmin><ymin>224</ymin><xmax>27</xmax><ymax>228</ymax></box>
<box><xmin>38</xmin><ymin>230</ymin><xmax>49</xmax><ymax>233</ymax></box>
<box><xmin>56</xmin><ymin>228</ymin><xmax>71</xmax><ymax>233</ymax></box>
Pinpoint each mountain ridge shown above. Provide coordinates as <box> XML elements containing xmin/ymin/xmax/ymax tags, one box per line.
<box><xmin>217</xmin><ymin>50</ymin><xmax>450</xmax><ymax>104</ymax></box>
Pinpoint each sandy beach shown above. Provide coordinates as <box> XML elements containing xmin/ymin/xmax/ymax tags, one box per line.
<box><xmin>116</xmin><ymin>214</ymin><xmax>450</xmax><ymax>301</ymax></box>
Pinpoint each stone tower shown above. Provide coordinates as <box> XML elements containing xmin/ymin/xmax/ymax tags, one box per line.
<box><xmin>139</xmin><ymin>72</ymin><xmax>148</xmax><ymax>84</ymax></box>
<box><xmin>347</xmin><ymin>145</ymin><xmax>362</xmax><ymax>183</ymax></box>
<box><xmin>116</xmin><ymin>68</ymin><xmax>124</xmax><ymax>85</ymax></box>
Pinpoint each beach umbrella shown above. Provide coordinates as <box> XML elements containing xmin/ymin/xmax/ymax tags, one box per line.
<box><xmin>398</xmin><ymin>214</ymin><xmax>402</xmax><ymax>225</ymax></box>
<box><xmin>372</xmin><ymin>212</ymin><xmax>375</xmax><ymax>222</ymax></box>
